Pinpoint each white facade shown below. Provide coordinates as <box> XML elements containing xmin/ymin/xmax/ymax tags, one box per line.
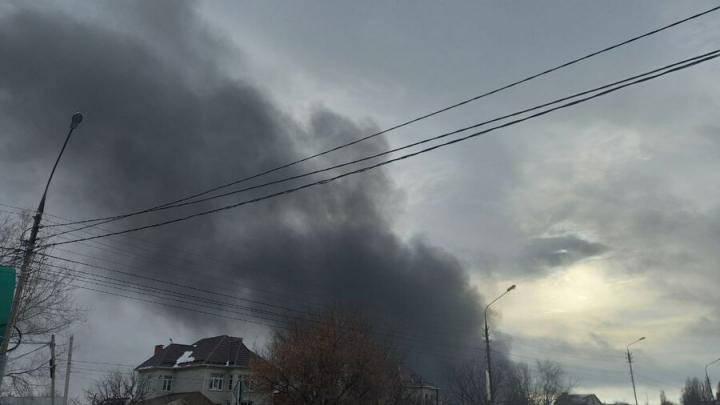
<box><xmin>138</xmin><ymin>365</ymin><xmax>267</xmax><ymax>405</ymax></box>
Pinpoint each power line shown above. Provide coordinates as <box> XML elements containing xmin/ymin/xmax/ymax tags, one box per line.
<box><xmin>29</xmin><ymin>247</ymin><xmax>590</xmax><ymax>347</ymax></box>
<box><xmin>43</xmin><ymin>43</ymin><xmax>703</xmax><ymax>239</ymax></box>
<box><xmin>30</xmin><ymin>260</ymin><xmax>526</xmax><ymax>362</ymax></box>
<box><xmin>50</xmin><ymin>244</ymin><xmax>482</xmax><ymax>333</ymax></box>
<box><xmin>44</xmin><ymin>4</ymin><xmax>720</xmax><ymax>231</ymax></box>
<box><xmin>66</xmin><ymin>281</ymin><xmax>476</xmax><ymax>361</ymax></box>
<box><xmin>47</xmin><ymin>244</ymin><xmax>331</xmax><ymax>311</ymax></box>
<box><xmin>42</xmin><ymin>267</ymin><xmax>485</xmax><ymax>353</ymax></box>
<box><xmin>65</xmin><ymin>360</ymin><xmax>136</xmax><ymax>368</ymax></box>
<box><xmin>16</xmin><ymin>260</ymin><xmax>657</xmax><ymax>379</ymax></box>
<box><xmin>2</xmin><ymin>202</ymin><xmax>340</xmax><ymax>305</ymax></box>
<box><xmin>1</xmin><ymin>244</ymin><xmax>484</xmax><ymax>339</ymax></box>
<box><xmin>34</xmin><ymin>265</ymin><xmax>670</xmax><ymax>373</ymax></box>
<box><xmin>43</xmin><ymin>48</ymin><xmax>720</xmax><ymax>242</ymax></box>
<box><xmin>31</xmin><ymin>260</ymin><xmax>470</xmax><ymax>352</ymax></box>
<box><xmin>36</xmin><ymin>252</ymin><xmax>318</xmax><ymax>318</ymax></box>
<box><xmin>43</xmin><ymin>267</ymin><xmax>297</xmax><ymax>327</ymax></box>
<box><xmin>7</xmin><ymin>344</ymin><xmax>47</xmax><ymax>362</ymax></box>
<box><xmin>41</xmin><ymin>49</ymin><xmax>720</xmax><ymax>248</ymax></box>
<box><xmin>35</xmin><ymin>257</ymin><xmax>589</xmax><ymax>363</ymax></box>
<box><xmin>0</xmin><ymin>246</ymin><xmax>689</xmax><ymax>373</ymax></box>
<box><xmin>45</xmin><ymin>227</ymin><xmax>334</xmax><ymax>305</ymax></box>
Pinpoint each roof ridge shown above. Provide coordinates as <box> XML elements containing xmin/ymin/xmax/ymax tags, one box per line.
<box><xmin>234</xmin><ymin>338</ymin><xmax>248</xmax><ymax>365</ymax></box>
<box><xmin>205</xmin><ymin>335</ymin><xmax>227</xmax><ymax>363</ymax></box>
<box><xmin>233</xmin><ymin>340</ymin><xmax>241</xmax><ymax>365</ymax></box>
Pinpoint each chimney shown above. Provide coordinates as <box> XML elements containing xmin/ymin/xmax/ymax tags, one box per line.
<box><xmin>154</xmin><ymin>345</ymin><xmax>164</xmax><ymax>356</ymax></box>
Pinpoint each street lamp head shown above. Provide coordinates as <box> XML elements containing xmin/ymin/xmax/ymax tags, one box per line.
<box><xmin>507</xmin><ymin>284</ymin><xmax>517</xmax><ymax>292</ymax></box>
<box><xmin>70</xmin><ymin>112</ymin><xmax>83</xmax><ymax>129</ymax></box>
<box><xmin>628</xmin><ymin>336</ymin><xmax>646</xmax><ymax>349</ymax></box>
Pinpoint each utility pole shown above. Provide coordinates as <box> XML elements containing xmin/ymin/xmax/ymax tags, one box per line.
<box><xmin>0</xmin><ymin>113</ymin><xmax>83</xmax><ymax>391</ymax></box>
<box><xmin>63</xmin><ymin>335</ymin><xmax>74</xmax><ymax>405</ymax></box>
<box><xmin>50</xmin><ymin>334</ymin><xmax>56</xmax><ymax>405</ymax></box>
<box><xmin>626</xmin><ymin>337</ymin><xmax>646</xmax><ymax>405</ymax></box>
<box><xmin>705</xmin><ymin>358</ymin><xmax>720</xmax><ymax>401</ymax></box>
<box><xmin>707</xmin><ymin>373</ymin><xmax>713</xmax><ymax>403</ymax></box>
<box><xmin>627</xmin><ymin>350</ymin><xmax>638</xmax><ymax>405</ymax></box>
<box><xmin>483</xmin><ymin>284</ymin><xmax>516</xmax><ymax>405</ymax></box>
<box><xmin>484</xmin><ymin>315</ymin><xmax>493</xmax><ymax>404</ymax></box>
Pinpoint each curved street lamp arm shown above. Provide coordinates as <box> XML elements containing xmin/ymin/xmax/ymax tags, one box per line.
<box><xmin>485</xmin><ymin>285</ymin><xmax>517</xmax><ymax>316</ymax></box>
<box><xmin>706</xmin><ymin>358</ymin><xmax>720</xmax><ymax>373</ymax></box>
<box><xmin>627</xmin><ymin>337</ymin><xmax>646</xmax><ymax>350</ymax></box>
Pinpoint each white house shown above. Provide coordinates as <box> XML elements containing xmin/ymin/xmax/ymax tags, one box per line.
<box><xmin>135</xmin><ymin>335</ymin><xmax>266</xmax><ymax>405</ymax></box>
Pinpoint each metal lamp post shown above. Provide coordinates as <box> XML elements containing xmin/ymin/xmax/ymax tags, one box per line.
<box><xmin>484</xmin><ymin>284</ymin><xmax>516</xmax><ymax>405</ymax></box>
<box><xmin>626</xmin><ymin>337</ymin><xmax>646</xmax><ymax>405</ymax></box>
<box><xmin>705</xmin><ymin>357</ymin><xmax>720</xmax><ymax>401</ymax></box>
<box><xmin>0</xmin><ymin>113</ymin><xmax>84</xmax><ymax>394</ymax></box>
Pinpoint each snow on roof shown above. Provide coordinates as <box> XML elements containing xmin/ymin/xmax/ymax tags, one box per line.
<box><xmin>175</xmin><ymin>351</ymin><xmax>195</xmax><ymax>366</ymax></box>
<box><xmin>136</xmin><ymin>336</ymin><xmax>254</xmax><ymax>370</ymax></box>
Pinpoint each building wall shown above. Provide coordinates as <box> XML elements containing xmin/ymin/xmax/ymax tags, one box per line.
<box><xmin>404</xmin><ymin>386</ymin><xmax>440</xmax><ymax>405</ymax></box>
<box><xmin>0</xmin><ymin>397</ymin><xmax>65</xmax><ymax>405</ymax></box>
<box><xmin>138</xmin><ymin>366</ymin><xmax>266</xmax><ymax>405</ymax></box>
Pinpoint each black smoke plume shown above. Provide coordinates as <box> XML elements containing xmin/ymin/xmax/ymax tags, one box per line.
<box><xmin>0</xmin><ymin>1</ymin><xmax>494</xmax><ymax>383</ymax></box>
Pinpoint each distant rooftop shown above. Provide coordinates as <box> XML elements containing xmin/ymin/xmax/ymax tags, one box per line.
<box><xmin>136</xmin><ymin>335</ymin><xmax>256</xmax><ymax>370</ymax></box>
<box><xmin>555</xmin><ymin>393</ymin><xmax>603</xmax><ymax>405</ymax></box>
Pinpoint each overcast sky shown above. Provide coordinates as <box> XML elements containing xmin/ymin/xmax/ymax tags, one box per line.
<box><xmin>1</xmin><ymin>1</ymin><xmax>719</xmax><ymax>403</ymax></box>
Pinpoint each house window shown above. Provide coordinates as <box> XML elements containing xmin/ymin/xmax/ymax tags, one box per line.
<box><xmin>160</xmin><ymin>375</ymin><xmax>173</xmax><ymax>392</ymax></box>
<box><xmin>209</xmin><ymin>374</ymin><xmax>224</xmax><ymax>391</ymax></box>
<box><xmin>228</xmin><ymin>375</ymin><xmax>233</xmax><ymax>391</ymax></box>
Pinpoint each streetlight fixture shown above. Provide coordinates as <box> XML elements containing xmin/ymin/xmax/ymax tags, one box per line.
<box><xmin>626</xmin><ymin>337</ymin><xmax>646</xmax><ymax>405</ymax></box>
<box><xmin>0</xmin><ymin>113</ymin><xmax>84</xmax><ymax>396</ymax></box>
<box><xmin>705</xmin><ymin>357</ymin><xmax>720</xmax><ymax>400</ymax></box>
<box><xmin>484</xmin><ymin>284</ymin><xmax>516</xmax><ymax>405</ymax></box>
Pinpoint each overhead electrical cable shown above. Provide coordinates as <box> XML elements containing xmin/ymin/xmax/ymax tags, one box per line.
<box><xmin>35</xmin><ymin>252</ymin><xmax>320</xmax><ymax>317</ymax></box>
<box><xmin>57</xmin><ymin>275</ymin><xmax>662</xmax><ymax>372</ymax></box>
<box><xmin>48</xmin><ymin>245</ymin><xmax>330</xmax><ymax>310</ymax></box>
<box><xmin>54</xmin><ymin>277</ymin><xmax>481</xmax><ymax>357</ymax></box>
<box><xmin>35</xmin><ymin>257</ymin><xmax>490</xmax><ymax>344</ymax></box>
<box><xmin>15</xmin><ymin>252</ymin><xmax>662</xmax><ymax>371</ymax></box>
<box><xmin>0</xmin><ymin>208</ymin><xmax>335</xmax><ymax>300</ymax></box>
<box><xmin>43</xmin><ymin>48</ymin><xmax>720</xmax><ymax>241</ymax></box>
<box><xmin>44</xmin><ymin>4</ymin><xmax>720</xmax><ymax>231</ymax></box>
<box><xmin>40</xmin><ymin>49</ymin><xmax>720</xmax><ymax>248</ymax></box>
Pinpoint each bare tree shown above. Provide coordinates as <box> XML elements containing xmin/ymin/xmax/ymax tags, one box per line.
<box><xmin>447</xmin><ymin>348</ymin><xmax>518</xmax><ymax>405</ymax></box>
<box><xmin>250</xmin><ymin>309</ymin><xmax>404</xmax><ymax>405</ymax></box>
<box><xmin>1</xmin><ymin>212</ymin><xmax>83</xmax><ymax>396</ymax></box>
<box><xmin>448</xmin><ymin>357</ymin><xmax>572</xmax><ymax>405</ymax></box>
<box><xmin>660</xmin><ymin>390</ymin><xmax>677</xmax><ymax>405</ymax></box>
<box><xmin>532</xmin><ymin>360</ymin><xmax>573</xmax><ymax>405</ymax></box>
<box><xmin>506</xmin><ymin>362</ymin><xmax>533</xmax><ymax>405</ymax></box>
<box><xmin>449</xmin><ymin>358</ymin><xmax>490</xmax><ymax>405</ymax></box>
<box><xmin>681</xmin><ymin>378</ymin><xmax>712</xmax><ymax>405</ymax></box>
<box><xmin>84</xmin><ymin>371</ymin><xmax>148</xmax><ymax>405</ymax></box>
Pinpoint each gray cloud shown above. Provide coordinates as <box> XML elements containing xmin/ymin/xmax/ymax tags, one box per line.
<box><xmin>3</xmin><ymin>1</ymin><xmax>720</xmax><ymax>401</ymax></box>
<box><xmin>0</xmin><ymin>1</ymin><xmax>489</xmax><ymax>384</ymax></box>
<box><xmin>520</xmin><ymin>234</ymin><xmax>609</xmax><ymax>269</ymax></box>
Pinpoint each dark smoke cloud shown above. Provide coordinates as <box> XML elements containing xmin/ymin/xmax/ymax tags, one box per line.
<box><xmin>0</xmin><ymin>2</ymin><xmax>488</xmax><ymax>381</ymax></box>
